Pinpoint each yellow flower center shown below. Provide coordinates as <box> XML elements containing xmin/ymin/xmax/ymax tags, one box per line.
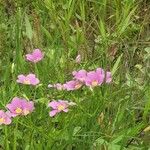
<box><xmin>92</xmin><ymin>80</ymin><xmax>98</xmax><ymax>86</ymax></box>
<box><xmin>15</xmin><ymin>107</ymin><xmax>22</xmax><ymax>114</ymax></box>
<box><xmin>23</xmin><ymin>79</ymin><xmax>30</xmax><ymax>84</ymax></box>
<box><xmin>58</xmin><ymin>105</ymin><xmax>65</xmax><ymax>111</ymax></box>
<box><xmin>0</xmin><ymin>118</ymin><xmax>4</xmax><ymax>123</ymax></box>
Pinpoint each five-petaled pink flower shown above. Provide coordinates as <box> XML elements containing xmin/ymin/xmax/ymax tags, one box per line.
<box><xmin>63</xmin><ymin>80</ymin><xmax>82</xmax><ymax>91</ymax></box>
<box><xmin>6</xmin><ymin>97</ymin><xmax>34</xmax><ymax>117</ymax></box>
<box><xmin>48</xmin><ymin>100</ymin><xmax>76</xmax><ymax>117</ymax></box>
<box><xmin>84</xmin><ymin>68</ymin><xmax>112</xmax><ymax>87</ymax></box>
<box><xmin>0</xmin><ymin>110</ymin><xmax>12</xmax><ymax>125</ymax></box>
<box><xmin>17</xmin><ymin>74</ymin><xmax>40</xmax><ymax>85</ymax></box>
<box><xmin>26</xmin><ymin>49</ymin><xmax>44</xmax><ymax>63</ymax></box>
<box><xmin>85</xmin><ymin>70</ymin><xmax>104</xmax><ymax>87</ymax></box>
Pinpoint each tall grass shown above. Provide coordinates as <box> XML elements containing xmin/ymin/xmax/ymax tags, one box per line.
<box><xmin>0</xmin><ymin>0</ymin><xmax>150</xmax><ymax>149</ymax></box>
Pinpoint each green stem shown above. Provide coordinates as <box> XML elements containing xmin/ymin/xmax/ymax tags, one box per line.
<box><xmin>30</xmin><ymin>129</ymin><xmax>35</xmax><ymax>148</ymax></box>
<box><xmin>13</xmin><ymin>120</ymin><xmax>19</xmax><ymax>150</ymax></box>
<box><xmin>35</xmin><ymin>64</ymin><xmax>39</xmax><ymax>75</ymax></box>
<box><xmin>4</xmin><ymin>126</ymin><xmax>9</xmax><ymax>150</ymax></box>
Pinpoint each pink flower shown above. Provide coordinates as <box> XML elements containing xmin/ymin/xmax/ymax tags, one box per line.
<box><xmin>26</xmin><ymin>49</ymin><xmax>44</xmax><ymax>63</ymax></box>
<box><xmin>105</xmin><ymin>71</ymin><xmax>112</xmax><ymax>83</ymax></box>
<box><xmin>72</xmin><ymin>70</ymin><xmax>87</xmax><ymax>82</ymax></box>
<box><xmin>48</xmin><ymin>100</ymin><xmax>76</xmax><ymax>117</ymax></box>
<box><xmin>6</xmin><ymin>97</ymin><xmax>34</xmax><ymax>117</ymax></box>
<box><xmin>96</xmin><ymin>68</ymin><xmax>112</xmax><ymax>83</ymax></box>
<box><xmin>63</xmin><ymin>80</ymin><xmax>82</xmax><ymax>91</ymax></box>
<box><xmin>0</xmin><ymin>110</ymin><xmax>12</xmax><ymax>125</ymax></box>
<box><xmin>17</xmin><ymin>74</ymin><xmax>40</xmax><ymax>85</ymax></box>
<box><xmin>47</xmin><ymin>68</ymin><xmax>112</xmax><ymax>91</ymax></box>
<box><xmin>75</xmin><ymin>54</ymin><xmax>81</xmax><ymax>63</ymax></box>
<box><xmin>85</xmin><ymin>70</ymin><xmax>104</xmax><ymax>87</ymax></box>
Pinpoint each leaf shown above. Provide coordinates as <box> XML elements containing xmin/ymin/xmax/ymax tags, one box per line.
<box><xmin>117</xmin><ymin>7</ymin><xmax>137</xmax><ymax>36</ymax></box>
<box><xmin>143</xmin><ymin>126</ymin><xmax>150</xmax><ymax>132</ymax></box>
<box><xmin>108</xmin><ymin>143</ymin><xmax>121</xmax><ymax>150</ymax></box>
<box><xmin>99</xmin><ymin>19</ymin><xmax>106</xmax><ymax>42</ymax></box>
<box><xmin>15</xmin><ymin>130</ymin><xmax>23</xmax><ymax>139</ymax></box>
<box><xmin>135</xmin><ymin>64</ymin><xmax>144</xmax><ymax>73</ymax></box>
<box><xmin>41</xmin><ymin>25</ymin><xmax>52</xmax><ymax>41</ymax></box>
<box><xmin>111</xmin><ymin>54</ymin><xmax>123</xmax><ymax>76</ymax></box>
<box><xmin>144</xmin><ymin>47</ymin><xmax>150</xmax><ymax>53</ymax></box>
<box><xmin>25</xmin><ymin>14</ymin><xmax>33</xmax><ymax>40</ymax></box>
<box><xmin>73</xmin><ymin>126</ymin><xmax>81</xmax><ymax>135</ymax></box>
<box><xmin>36</xmin><ymin>98</ymin><xmax>48</xmax><ymax>104</ymax></box>
<box><xmin>98</xmin><ymin>112</ymin><xmax>104</xmax><ymax>125</ymax></box>
<box><xmin>25</xmin><ymin>145</ymin><xmax>30</xmax><ymax>150</ymax></box>
<box><xmin>112</xmin><ymin>135</ymin><xmax>124</xmax><ymax>144</ymax></box>
<box><xmin>95</xmin><ymin>138</ymin><xmax>106</xmax><ymax>145</ymax></box>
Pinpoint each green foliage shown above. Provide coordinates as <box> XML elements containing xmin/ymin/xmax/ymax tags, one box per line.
<box><xmin>0</xmin><ymin>0</ymin><xmax>149</xmax><ymax>149</ymax></box>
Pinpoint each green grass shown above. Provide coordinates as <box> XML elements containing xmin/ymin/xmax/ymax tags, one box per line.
<box><xmin>0</xmin><ymin>0</ymin><xmax>150</xmax><ymax>149</ymax></box>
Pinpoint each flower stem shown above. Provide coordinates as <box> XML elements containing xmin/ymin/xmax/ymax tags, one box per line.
<box><xmin>13</xmin><ymin>120</ymin><xmax>18</xmax><ymax>150</ymax></box>
<box><xmin>4</xmin><ymin>126</ymin><xmax>9</xmax><ymax>150</ymax></box>
<box><xmin>35</xmin><ymin>64</ymin><xmax>39</xmax><ymax>75</ymax></box>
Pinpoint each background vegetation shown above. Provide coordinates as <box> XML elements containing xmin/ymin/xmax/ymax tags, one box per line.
<box><xmin>0</xmin><ymin>0</ymin><xmax>150</xmax><ymax>149</ymax></box>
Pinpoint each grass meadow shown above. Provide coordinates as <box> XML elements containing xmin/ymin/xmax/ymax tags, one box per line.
<box><xmin>0</xmin><ymin>0</ymin><xmax>150</xmax><ymax>149</ymax></box>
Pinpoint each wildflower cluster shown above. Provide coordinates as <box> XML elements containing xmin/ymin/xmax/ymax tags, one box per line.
<box><xmin>48</xmin><ymin>68</ymin><xmax>112</xmax><ymax>91</ymax></box>
<box><xmin>0</xmin><ymin>49</ymin><xmax>112</xmax><ymax>125</ymax></box>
